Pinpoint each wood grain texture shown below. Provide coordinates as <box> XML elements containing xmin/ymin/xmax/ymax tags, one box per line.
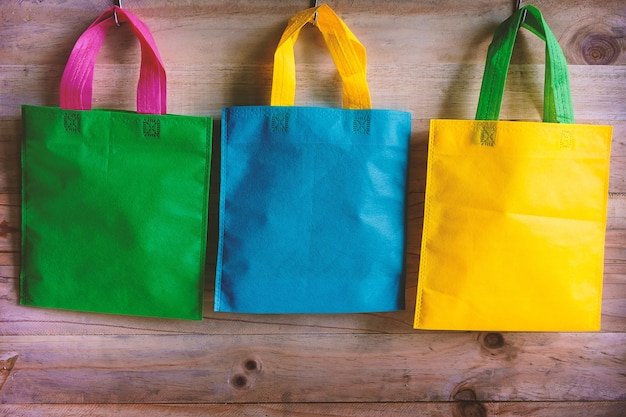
<box><xmin>0</xmin><ymin>0</ymin><xmax>625</xmax><ymax>414</ymax></box>
<box><xmin>2</xmin><ymin>402</ymin><xmax>626</xmax><ymax>417</ymax></box>
<box><xmin>1</xmin><ymin>333</ymin><xmax>625</xmax><ymax>403</ymax></box>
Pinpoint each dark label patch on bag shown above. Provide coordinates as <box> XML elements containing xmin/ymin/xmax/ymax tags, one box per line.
<box><xmin>143</xmin><ymin>118</ymin><xmax>161</xmax><ymax>138</ymax></box>
<box><xmin>353</xmin><ymin>115</ymin><xmax>371</xmax><ymax>135</ymax></box>
<box><xmin>270</xmin><ymin>112</ymin><xmax>289</xmax><ymax>133</ymax></box>
<box><xmin>479</xmin><ymin>125</ymin><xmax>496</xmax><ymax>146</ymax></box>
<box><xmin>63</xmin><ymin>113</ymin><xmax>81</xmax><ymax>133</ymax></box>
<box><xmin>559</xmin><ymin>131</ymin><xmax>574</xmax><ymax>149</ymax></box>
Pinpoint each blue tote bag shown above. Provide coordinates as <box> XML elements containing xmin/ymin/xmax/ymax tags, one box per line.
<box><xmin>215</xmin><ymin>5</ymin><xmax>411</xmax><ymax>313</ymax></box>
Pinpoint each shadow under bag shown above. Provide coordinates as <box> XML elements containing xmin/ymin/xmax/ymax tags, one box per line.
<box><xmin>21</xmin><ymin>6</ymin><xmax>212</xmax><ymax>319</ymax></box>
<box><xmin>215</xmin><ymin>5</ymin><xmax>411</xmax><ymax>313</ymax></box>
<box><xmin>414</xmin><ymin>5</ymin><xmax>613</xmax><ymax>331</ymax></box>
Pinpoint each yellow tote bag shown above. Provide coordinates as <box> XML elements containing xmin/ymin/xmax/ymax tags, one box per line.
<box><xmin>414</xmin><ymin>5</ymin><xmax>613</xmax><ymax>331</ymax></box>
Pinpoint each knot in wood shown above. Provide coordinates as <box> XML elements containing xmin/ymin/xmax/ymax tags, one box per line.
<box><xmin>483</xmin><ymin>332</ymin><xmax>504</xmax><ymax>349</ymax></box>
<box><xmin>230</xmin><ymin>373</ymin><xmax>248</xmax><ymax>389</ymax></box>
<box><xmin>453</xmin><ymin>388</ymin><xmax>477</xmax><ymax>401</ymax></box>
<box><xmin>241</xmin><ymin>355</ymin><xmax>262</xmax><ymax>374</ymax></box>
<box><xmin>456</xmin><ymin>401</ymin><xmax>487</xmax><ymax>417</ymax></box>
<box><xmin>581</xmin><ymin>34</ymin><xmax>620</xmax><ymax>65</ymax></box>
<box><xmin>452</xmin><ymin>388</ymin><xmax>487</xmax><ymax>417</ymax></box>
<box><xmin>244</xmin><ymin>359</ymin><xmax>259</xmax><ymax>372</ymax></box>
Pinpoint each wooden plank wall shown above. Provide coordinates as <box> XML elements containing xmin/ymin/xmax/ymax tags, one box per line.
<box><xmin>1</xmin><ymin>0</ymin><xmax>625</xmax><ymax>415</ymax></box>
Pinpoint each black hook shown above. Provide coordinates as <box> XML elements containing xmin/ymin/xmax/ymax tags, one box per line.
<box><xmin>312</xmin><ymin>0</ymin><xmax>319</xmax><ymax>26</ymax></box>
<box><xmin>114</xmin><ymin>0</ymin><xmax>123</xmax><ymax>27</ymax></box>
<box><xmin>516</xmin><ymin>0</ymin><xmax>527</xmax><ymax>24</ymax></box>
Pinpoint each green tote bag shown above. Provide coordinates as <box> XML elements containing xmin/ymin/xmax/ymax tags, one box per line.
<box><xmin>20</xmin><ymin>6</ymin><xmax>212</xmax><ymax>319</ymax></box>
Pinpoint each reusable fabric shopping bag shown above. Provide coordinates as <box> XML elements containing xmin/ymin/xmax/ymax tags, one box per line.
<box><xmin>414</xmin><ymin>5</ymin><xmax>612</xmax><ymax>331</ymax></box>
<box><xmin>21</xmin><ymin>6</ymin><xmax>212</xmax><ymax>319</ymax></box>
<box><xmin>215</xmin><ymin>5</ymin><xmax>411</xmax><ymax>313</ymax></box>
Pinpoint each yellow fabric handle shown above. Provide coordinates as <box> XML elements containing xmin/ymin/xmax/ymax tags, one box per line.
<box><xmin>271</xmin><ymin>4</ymin><xmax>371</xmax><ymax>109</ymax></box>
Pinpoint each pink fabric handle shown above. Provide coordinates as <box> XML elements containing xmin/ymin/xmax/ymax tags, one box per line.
<box><xmin>60</xmin><ymin>6</ymin><xmax>166</xmax><ymax>114</ymax></box>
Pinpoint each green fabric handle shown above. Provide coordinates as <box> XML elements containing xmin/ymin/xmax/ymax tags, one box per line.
<box><xmin>476</xmin><ymin>5</ymin><xmax>574</xmax><ymax>123</ymax></box>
